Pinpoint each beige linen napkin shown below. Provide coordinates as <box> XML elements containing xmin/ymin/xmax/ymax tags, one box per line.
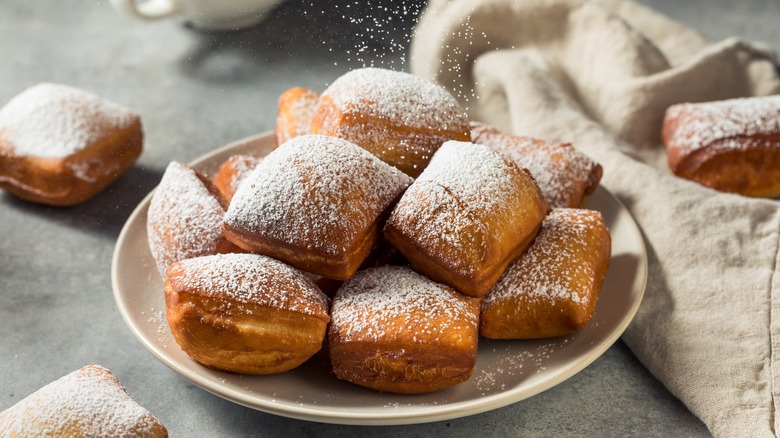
<box><xmin>411</xmin><ymin>0</ymin><xmax>780</xmax><ymax>436</ymax></box>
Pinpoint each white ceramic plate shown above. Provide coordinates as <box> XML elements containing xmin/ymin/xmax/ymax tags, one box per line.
<box><xmin>112</xmin><ymin>132</ymin><xmax>647</xmax><ymax>425</ymax></box>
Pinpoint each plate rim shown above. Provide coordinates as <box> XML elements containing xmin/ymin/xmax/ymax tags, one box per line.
<box><xmin>111</xmin><ymin>131</ymin><xmax>648</xmax><ymax>425</ymax></box>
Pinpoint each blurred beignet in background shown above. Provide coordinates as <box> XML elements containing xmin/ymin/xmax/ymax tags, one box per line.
<box><xmin>470</xmin><ymin>122</ymin><xmax>602</xmax><ymax>208</ymax></box>
<box><xmin>223</xmin><ymin>135</ymin><xmax>413</xmax><ymax>280</ymax></box>
<box><xmin>328</xmin><ymin>266</ymin><xmax>480</xmax><ymax>394</ymax></box>
<box><xmin>480</xmin><ymin>209</ymin><xmax>611</xmax><ymax>339</ymax></box>
<box><xmin>0</xmin><ymin>83</ymin><xmax>142</xmax><ymax>206</ymax></box>
<box><xmin>275</xmin><ymin>87</ymin><xmax>320</xmax><ymax>147</ymax></box>
<box><xmin>147</xmin><ymin>161</ymin><xmax>240</xmax><ymax>276</ymax></box>
<box><xmin>0</xmin><ymin>364</ymin><xmax>167</xmax><ymax>437</ymax></box>
<box><xmin>385</xmin><ymin>140</ymin><xmax>548</xmax><ymax>297</ymax></box>
<box><xmin>662</xmin><ymin>95</ymin><xmax>780</xmax><ymax>197</ymax></box>
<box><xmin>164</xmin><ymin>253</ymin><xmax>330</xmax><ymax>375</ymax></box>
<box><xmin>212</xmin><ymin>154</ymin><xmax>261</xmax><ymax>203</ymax></box>
<box><xmin>310</xmin><ymin>67</ymin><xmax>471</xmax><ymax>177</ymax></box>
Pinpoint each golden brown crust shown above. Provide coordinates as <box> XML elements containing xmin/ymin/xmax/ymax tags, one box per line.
<box><xmin>384</xmin><ymin>141</ymin><xmax>548</xmax><ymax>297</ymax></box>
<box><xmin>0</xmin><ymin>117</ymin><xmax>142</xmax><ymax>206</ymax></box>
<box><xmin>164</xmin><ymin>253</ymin><xmax>329</xmax><ymax>375</ymax></box>
<box><xmin>0</xmin><ymin>365</ymin><xmax>168</xmax><ymax>437</ymax></box>
<box><xmin>147</xmin><ymin>162</ymin><xmax>242</xmax><ymax>276</ymax></box>
<box><xmin>328</xmin><ymin>266</ymin><xmax>480</xmax><ymax>394</ymax></box>
<box><xmin>470</xmin><ymin>122</ymin><xmax>602</xmax><ymax>208</ymax></box>
<box><xmin>663</xmin><ymin>96</ymin><xmax>780</xmax><ymax>197</ymax></box>
<box><xmin>309</xmin><ymin>68</ymin><xmax>471</xmax><ymax>177</ymax></box>
<box><xmin>480</xmin><ymin>209</ymin><xmax>611</xmax><ymax>339</ymax></box>
<box><xmin>222</xmin><ymin>135</ymin><xmax>412</xmax><ymax>280</ymax></box>
<box><xmin>0</xmin><ymin>83</ymin><xmax>143</xmax><ymax>206</ymax></box>
<box><xmin>275</xmin><ymin>87</ymin><xmax>320</xmax><ymax>147</ymax></box>
<box><xmin>212</xmin><ymin>154</ymin><xmax>261</xmax><ymax>204</ymax></box>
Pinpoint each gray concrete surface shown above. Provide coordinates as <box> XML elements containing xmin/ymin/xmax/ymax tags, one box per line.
<box><xmin>2</xmin><ymin>0</ymin><xmax>776</xmax><ymax>435</ymax></box>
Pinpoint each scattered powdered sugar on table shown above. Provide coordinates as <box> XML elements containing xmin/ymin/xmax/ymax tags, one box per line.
<box><xmin>171</xmin><ymin>253</ymin><xmax>328</xmax><ymax>318</ymax></box>
<box><xmin>147</xmin><ymin>161</ymin><xmax>227</xmax><ymax>276</ymax></box>
<box><xmin>225</xmin><ymin>135</ymin><xmax>412</xmax><ymax>256</ymax></box>
<box><xmin>0</xmin><ymin>365</ymin><xmax>164</xmax><ymax>436</ymax></box>
<box><xmin>0</xmin><ymin>83</ymin><xmax>137</xmax><ymax>158</ymax></box>
<box><xmin>330</xmin><ymin>266</ymin><xmax>478</xmax><ymax>343</ymax></box>
<box><xmin>666</xmin><ymin>95</ymin><xmax>780</xmax><ymax>157</ymax></box>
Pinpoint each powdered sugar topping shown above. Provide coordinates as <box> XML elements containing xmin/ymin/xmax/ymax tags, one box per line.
<box><xmin>0</xmin><ymin>365</ymin><xmax>165</xmax><ymax>436</ymax></box>
<box><xmin>225</xmin><ymin>135</ymin><xmax>412</xmax><ymax>256</ymax></box>
<box><xmin>666</xmin><ymin>95</ymin><xmax>780</xmax><ymax>157</ymax></box>
<box><xmin>485</xmin><ymin>209</ymin><xmax>606</xmax><ymax>307</ymax></box>
<box><xmin>0</xmin><ymin>83</ymin><xmax>137</xmax><ymax>158</ymax></box>
<box><xmin>322</xmin><ymin>67</ymin><xmax>468</xmax><ymax>132</ymax></box>
<box><xmin>330</xmin><ymin>266</ymin><xmax>478</xmax><ymax>343</ymax></box>
<box><xmin>170</xmin><ymin>253</ymin><xmax>328</xmax><ymax>318</ymax></box>
<box><xmin>147</xmin><ymin>161</ymin><xmax>226</xmax><ymax>276</ymax></box>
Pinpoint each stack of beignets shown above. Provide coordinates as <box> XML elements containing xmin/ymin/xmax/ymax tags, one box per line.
<box><xmin>147</xmin><ymin>67</ymin><xmax>612</xmax><ymax>395</ymax></box>
<box><xmin>480</xmin><ymin>209</ymin><xmax>611</xmax><ymax>339</ymax></box>
<box><xmin>385</xmin><ymin>140</ymin><xmax>549</xmax><ymax>297</ymax></box>
<box><xmin>147</xmin><ymin>161</ymin><xmax>240</xmax><ymax>276</ymax></box>
<box><xmin>222</xmin><ymin>134</ymin><xmax>413</xmax><ymax>280</ymax></box>
<box><xmin>309</xmin><ymin>67</ymin><xmax>471</xmax><ymax>177</ymax></box>
<box><xmin>0</xmin><ymin>83</ymin><xmax>142</xmax><ymax>206</ymax></box>
<box><xmin>328</xmin><ymin>266</ymin><xmax>480</xmax><ymax>394</ymax></box>
<box><xmin>0</xmin><ymin>365</ymin><xmax>167</xmax><ymax>437</ymax></box>
<box><xmin>662</xmin><ymin>95</ymin><xmax>780</xmax><ymax>197</ymax></box>
<box><xmin>470</xmin><ymin>122</ymin><xmax>602</xmax><ymax>208</ymax></box>
<box><xmin>165</xmin><ymin>253</ymin><xmax>330</xmax><ymax>375</ymax></box>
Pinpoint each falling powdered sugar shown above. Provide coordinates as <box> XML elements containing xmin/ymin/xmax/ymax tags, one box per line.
<box><xmin>0</xmin><ymin>83</ymin><xmax>137</xmax><ymax>158</ymax></box>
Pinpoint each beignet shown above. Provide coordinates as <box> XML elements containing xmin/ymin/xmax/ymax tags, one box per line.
<box><xmin>0</xmin><ymin>365</ymin><xmax>167</xmax><ymax>437</ymax></box>
<box><xmin>164</xmin><ymin>253</ymin><xmax>330</xmax><ymax>375</ymax></box>
<box><xmin>480</xmin><ymin>209</ymin><xmax>611</xmax><ymax>339</ymax></box>
<box><xmin>470</xmin><ymin>122</ymin><xmax>602</xmax><ymax>208</ymax></box>
<box><xmin>0</xmin><ymin>83</ymin><xmax>142</xmax><ymax>206</ymax></box>
<box><xmin>663</xmin><ymin>95</ymin><xmax>780</xmax><ymax>197</ymax></box>
<box><xmin>310</xmin><ymin>67</ymin><xmax>471</xmax><ymax>177</ymax></box>
<box><xmin>275</xmin><ymin>87</ymin><xmax>320</xmax><ymax>147</ymax></box>
<box><xmin>223</xmin><ymin>135</ymin><xmax>413</xmax><ymax>280</ymax></box>
<box><xmin>147</xmin><ymin>161</ymin><xmax>240</xmax><ymax>276</ymax></box>
<box><xmin>212</xmin><ymin>154</ymin><xmax>261</xmax><ymax>203</ymax></box>
<box><xmin>384</xmin><ymin>140</ymin><xmax>548</xmax><ymax>297</ymax></box>
<box><xmin>328</xmin><ymin>266</ymin><xmax>480</xmax><ymax>394</ymax></box>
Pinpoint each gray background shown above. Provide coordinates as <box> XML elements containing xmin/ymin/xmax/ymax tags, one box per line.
<box><xmin>1</xmin><ymin>0</ymin><xmax>776</xmax><ymax>436</ymax></box>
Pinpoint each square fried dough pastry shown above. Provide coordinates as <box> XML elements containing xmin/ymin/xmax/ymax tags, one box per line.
<box><xmin>223</xmin><ymin>134</ymin><xmax>413</xmax><ymax>280</ymax></box>
<box><xmin>212</xmin><ymin>154</ymin><xmax>262</xmax><ymax>203</ymax></box>
<box><xmin>328</xmin><ymin>266</ymin><xmax>480</xmax><ymax>394</ymax></box>
<box><xmin>310</xmin><ymin>67</ymin><xmax>471</xmax><ymax>177</ymax></box>
<box><xmin>470</xmin><ymin>122</ymin><xmax>602</xmax><ymax>208</ymax></box>
<box><xmin>0</xmin><ymin>83</ymin><xmax>142</xmax><ymax>206</ymax></box>
<box><xmin>0</xmin><ymin>365</ymin><xmax>167</xmax><ymax>437</ymax></box>
<box><xmin>147</xmin><ymin>161</ymin><xmax>241</xmax><ymax>277</ymax></box>
<box><xmin>384</xmin><ymin>140</ymin><xmax>549</xmax><ymax>297</ymax></box>
<box><xmin>480</xmin><ymin>208</ymin><xmax>611</xmax><ymax>339</ymax></box>
<box><xmin>275</xmin><ymin>87</ymin><xmax>320</xmax><ymax>147</ymax></box>
<box><xmin>662</xmin><ymin>95</ymin><xmax>780</xmax><ymax>197</ymax></box>
<box><xmin>164</xmin><ymin>253</ymin><xmax>330</xmax><ymax>375</ymax></box>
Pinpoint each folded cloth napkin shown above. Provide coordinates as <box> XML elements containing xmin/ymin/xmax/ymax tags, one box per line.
<box><xmin>411</xmin><ymin>0</ymin><xmax>780</xmax><ymax>436</ymax></box>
